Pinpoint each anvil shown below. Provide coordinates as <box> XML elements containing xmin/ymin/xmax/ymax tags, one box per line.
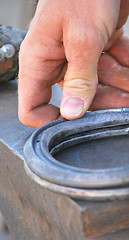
<box><xmin>0</xmin><ymin>80</ymin><xmax>129</xmax><ymax>240</ymax></box>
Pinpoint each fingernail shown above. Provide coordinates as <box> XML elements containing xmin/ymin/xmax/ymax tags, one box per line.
<box><xmin>61</xmin><ymin>97</ymin><xmax>84</xmax><ymax>117</ymax></box>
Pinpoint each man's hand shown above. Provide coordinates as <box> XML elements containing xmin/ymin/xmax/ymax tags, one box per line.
<box><xmin>18</xmin><ymin>0</ymin><xmax>128</xmax><ymax>127</ymax></box>
<box><xmin>91</xmin><ymin>36</ymin><xmax>129</xmax><ymax>110</ymax></box>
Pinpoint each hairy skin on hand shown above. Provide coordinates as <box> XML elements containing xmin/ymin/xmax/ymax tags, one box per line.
<box><xmin>18</xmin><ymin>0</ymin><xmax>129</xmax><ymax>128</ymax></box>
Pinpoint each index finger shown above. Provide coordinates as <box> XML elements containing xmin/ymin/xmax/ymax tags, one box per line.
<box><xmin>18</xmin><ymin>0</ymin><xmax>65</xmax><ymax>127</ymax></box>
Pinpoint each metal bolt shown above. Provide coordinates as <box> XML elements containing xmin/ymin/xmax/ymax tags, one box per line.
<box><xmin>0</xmin><ymin>49</ymin><xmax>5</xmax><ymax>62</ymax></box>
<box><xmin>2</xmin><ymin>44</ymin><xmax>16</xmax><ymax>59</ymax></box>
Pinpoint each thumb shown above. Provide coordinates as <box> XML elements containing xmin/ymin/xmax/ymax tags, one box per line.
<box><xmin>60</xmin><ymin>33</ymin><xmax>104</xmax><ymax>120</ymax></box>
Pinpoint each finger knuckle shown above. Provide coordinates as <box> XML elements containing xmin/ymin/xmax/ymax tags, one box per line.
<box><xmin>18</xmin><ymin>112</ymin><xmax>29</xmax><ymax>126</ymax></box>
<box><xmin>64</xmin><ymin>78</ymin><xmax>97</xmax><ymax>95</ymax></box>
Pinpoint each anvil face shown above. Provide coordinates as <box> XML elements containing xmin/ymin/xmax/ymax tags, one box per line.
<box><xmin>55</xmin><ymin>134</ymin><xmax>129</xmax><ymax>169</ymax></box>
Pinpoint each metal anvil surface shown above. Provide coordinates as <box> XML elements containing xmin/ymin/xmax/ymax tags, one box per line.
<box><xmin>0</xmin><ymin>80</ymin><xmax>129</xmax><ymax>240</ymax></box>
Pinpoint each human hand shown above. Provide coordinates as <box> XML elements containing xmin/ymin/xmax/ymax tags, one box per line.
<box><xmin>18</xmin><ymin>0</ymin><xmax>129</xmax><ymax>127</ymax></box>
<box><xmin>90</xmin><ymin>36</ymin><xmax>129</xmax><ymax>110</ymax></box>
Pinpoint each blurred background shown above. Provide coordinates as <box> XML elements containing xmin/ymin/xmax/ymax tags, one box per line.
<box><xmin>125</xmin><ymin>19</ymin><xmax>129</xmax><ymax>36</ymax></box>
<box><xmin>0</xmin><ymin>0</ymin><xmax>37</xmax><ymax>30</ymax></box>
<box><xmin>0</xmin><ymin>0</ymin><xmax>129</xmax><ymax>33</ymax></box>
<box><xmin>0</xmin><ymin>0</ymin><xmax>129</xmax><ymax>240</ymax></box>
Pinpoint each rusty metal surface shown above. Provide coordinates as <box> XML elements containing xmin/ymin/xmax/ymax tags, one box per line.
<box><xmin>94</xmin><ymin>228</ymin><xmax>129</xmax><ymax>240</ymax></box>
<box><xmin>0</xmin><ymin>80</ymin><xmax>129</xmax><ymax>240</ymax></box>
<box><xmin>0</xmin><ymin>26</ymin><xmax>26</xmax><ymax>82</ymax></box>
